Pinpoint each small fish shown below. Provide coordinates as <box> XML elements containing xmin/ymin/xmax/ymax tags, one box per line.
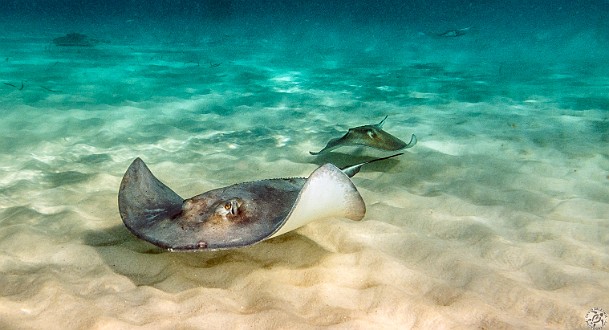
<box><xmin>310</xmin><ymin>116</ymin><xmax>417</xmax><ymax>155</ymax></box>
<box><xmin>437</xmin><ymin>27</ymin><xmax>472</xmax><ymax>37</ymax></box>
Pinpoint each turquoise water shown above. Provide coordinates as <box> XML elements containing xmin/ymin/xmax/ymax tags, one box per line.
<box><xmin>1</xmin><ymin>1</ymin><xmax>608</xmax><ymax>329</ymax></box>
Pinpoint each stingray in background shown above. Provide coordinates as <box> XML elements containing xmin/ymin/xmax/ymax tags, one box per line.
<box><xmin>436</xmin><ymin>26</ymin><xmax>472</xmax><ymax>37</ymax></box>
<box><xmin>52</xmin><ymin>33</ymin><xmax>106</xmax><ymax>47</ymax></box>
<box><xmin>310</xmin><ymin>116</ymin><xmax>417</xmax><ymax>155</ymax></box>
<box><xmin>118</xmin><ymin>153</ymin><xmax>401</xmax><ymax>251</ymax></box>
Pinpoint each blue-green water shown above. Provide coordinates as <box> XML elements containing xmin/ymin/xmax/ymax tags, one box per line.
<box><xmin>0</xmin><ymin>1</ymin><xmax>608</xmax><ymax>329</ymax></box>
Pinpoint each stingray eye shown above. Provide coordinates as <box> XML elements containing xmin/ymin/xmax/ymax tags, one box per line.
<box><xmin>226</xmin><ymin>199</ymin><xmax>241</xmax><ymax>216</ymax></box>
<box><xmin>216</xmin><ymin>199</ymin><xmax>242</xmax><ymax>220</ymax></box>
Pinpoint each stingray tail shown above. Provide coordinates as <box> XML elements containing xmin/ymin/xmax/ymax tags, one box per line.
<box><xmin>340</xmin><ymin>153</ymin><xmax>403</xmax><ymax>178</ymax></box>
<box><xmin>376</xmin><ymin>115</ymin><xmax>389</xmax><ymax>128</ymax></box>
<box><xmin>404</xmin><ymin>134</ymin><xmax>417</xmax><ymax>149</ymax></box>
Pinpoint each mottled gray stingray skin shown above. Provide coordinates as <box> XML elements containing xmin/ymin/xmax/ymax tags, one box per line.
<box><xmin>310</xmin><ymin>116</ymin><xmax>417</xmax><ymax>155</ymax></box>
<box><xmin>118</xmin><ymin>157</ymin><xmax>387</xmax><ymax>251</ymax></box>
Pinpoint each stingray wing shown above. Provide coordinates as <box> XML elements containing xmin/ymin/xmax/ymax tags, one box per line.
<box><xmin>118</xmin><ymin>158</ymin><xmax>185</xmax><ymax>248</ymax></box>
<box><xmin>309</xmin><ymin>134</ymin><xmax>349</xmax><ymax>155</ymax></box>
<box><xmin>271</xmin><ymin>163</ymin><xmax>365</xmax><ymax>238</ymax></box>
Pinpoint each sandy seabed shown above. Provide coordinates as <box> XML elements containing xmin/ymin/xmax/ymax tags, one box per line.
<box><xmin>0</xmin><ymin>31</ymin><xmax>608</xmax><ymax>329</ymax></box>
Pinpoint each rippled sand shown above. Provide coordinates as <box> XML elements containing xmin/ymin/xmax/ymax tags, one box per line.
<box><xmin>0</xmin><ymin>32</ymin><xmax>608</xmax><ymax>329</ymax></box>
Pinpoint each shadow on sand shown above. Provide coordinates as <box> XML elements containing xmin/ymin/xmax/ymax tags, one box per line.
<box><xmin>82</xmin><ymin>224</ymin><xmax>332</xmax><ymax>293</ymax></box>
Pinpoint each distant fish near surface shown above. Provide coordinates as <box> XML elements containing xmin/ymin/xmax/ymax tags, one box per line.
<box><xmin>310</xmin><ymin>116</ymin><xmax>417</xmax><ymax>155</ymax></box>
<box><xmin>436</xmin><ymin>26</ymin><xmax>472</xmax><ymax>37</ymax></box>
<box><xmin>118</xmin><ymin>154</ymin><xmax>402</xmax><ymax>251</ymax></box>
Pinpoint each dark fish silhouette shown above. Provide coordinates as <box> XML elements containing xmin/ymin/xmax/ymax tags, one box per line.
<box><xmin>118</xmin><ymin>154</ymin><xmax>401</xmax><ymax>251</ymax></box>
<box><xmin>310</xmin><ymin>116</ymin><xmax>417</xmax><ymax>155</ymax></box>
<box><xmin>436</xmin><ymin>27</ymin><xmax>472</xmax><ymax>37</ymax></box>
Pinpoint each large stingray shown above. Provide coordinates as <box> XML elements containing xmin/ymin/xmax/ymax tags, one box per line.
<box><xmin>310</xmin><ymin>116</ymin><xmax>417</xmax><ymax>155</ymax></box>
<box><xmin>118</xmin><ymin>154</ymin><xmax>401</xmax><ymax>251</ymax></box>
